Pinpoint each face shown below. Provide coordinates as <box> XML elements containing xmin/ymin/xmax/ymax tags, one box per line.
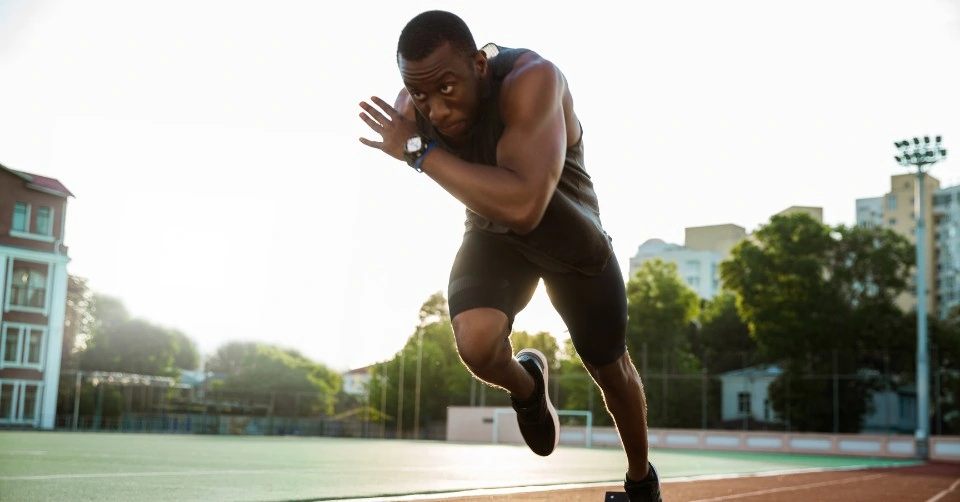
<box><xmin>399</xmin><ymin>42</ymin><xmax>487</xmax><ymax>141</ymax></box>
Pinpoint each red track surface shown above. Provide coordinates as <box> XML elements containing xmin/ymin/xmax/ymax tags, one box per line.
<box><xmin>426</xmin><ymin>463</ymin><xmax>960</xmax><ymax>502</ymax></box>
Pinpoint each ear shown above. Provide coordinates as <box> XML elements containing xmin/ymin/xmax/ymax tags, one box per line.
<box><xmin>473</xmin><ymin>50</ymin><xmax>488</xmax><ymax>78</ymax></box>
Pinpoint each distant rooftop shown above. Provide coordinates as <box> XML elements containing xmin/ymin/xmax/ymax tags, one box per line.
<box><xmin>0</xmin><ymin>162</ymin><xmax>73</xmax><ymax>198</ymax></box>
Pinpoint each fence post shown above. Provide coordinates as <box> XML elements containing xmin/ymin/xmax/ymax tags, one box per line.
<box><xmin>833</xmin><ymin>349</ymin><xmax>839</xmax><ymax>433</ymax></box>
<box><xmin>72</xmin><ymin>371</ymin><xmax>81</xmax><ymax>431</ymax></box>
<box><xmin>701</xmin><ymin>368</ymin><xmax>707</xmax><ymax>430</ymax></box>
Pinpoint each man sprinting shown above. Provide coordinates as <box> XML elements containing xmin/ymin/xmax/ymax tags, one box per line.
<box><xmin>358</xmin><ymin>10</ymin><xmax>662</xmax><ymax>501</ymax></box>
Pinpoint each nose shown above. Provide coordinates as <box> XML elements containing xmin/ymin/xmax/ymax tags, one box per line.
<box><xmin>427</xmin><ymin>97</ymin><xmax>451</xmax><ymax>124</ymax></box>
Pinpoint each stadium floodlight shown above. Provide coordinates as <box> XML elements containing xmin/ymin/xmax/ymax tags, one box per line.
<box><xmin>893</xmin><ymin>135</ymin><xmax>947</xmax><ymax>460</ymax></box>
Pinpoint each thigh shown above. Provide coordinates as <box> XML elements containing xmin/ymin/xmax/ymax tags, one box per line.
<box><xmin>543</xmin><ymin>253</ymin><xmax>628</xmax><ymax>367</ymax></box>
<box><xmin>447</xmin><ymin>231</ymin><xmax>541</xmax><ymax>331</ymax></box>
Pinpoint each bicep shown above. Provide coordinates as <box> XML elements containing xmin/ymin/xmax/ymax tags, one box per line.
<box><xmin>496</xmin><ymin>63</ymin><xmax>566</xmax><ymax>188</ymax></box>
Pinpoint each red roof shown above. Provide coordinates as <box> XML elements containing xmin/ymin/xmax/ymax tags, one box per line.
<box><xmin>0</xmin><ymin>163</ymin><xmax>73</xmax><ymax>198</ymax></box>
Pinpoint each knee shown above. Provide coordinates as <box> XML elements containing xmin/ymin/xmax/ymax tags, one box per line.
<box><xmin>452</xmin><ymin>309</ymin><xmax>511</xmax><ymax>372</ymax></box>
<box><xmin>586</xmin><ymin>351</ymin><xmax>640</xmax><ymax>392</ymax></box>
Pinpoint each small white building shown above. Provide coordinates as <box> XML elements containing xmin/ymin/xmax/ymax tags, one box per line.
<box><xmin>717</xmin><ymin>365</ymin><xmax>782</xmax><ymax>424</ymax></box>
<box><xmin>341</xmin><ymin>366</ymin><xmax>372</xmax><ymax>396</ymax></box>
<box><xmin>718</xmin><ymin>364</ymin><xmax>919</xmax><ymax>433</ymax></box>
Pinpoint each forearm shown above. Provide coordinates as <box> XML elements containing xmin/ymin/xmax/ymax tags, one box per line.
<box><xmin>418</xmin><ymin>147</ymin><xmax>547</xmax><ymax>234</ymax></box>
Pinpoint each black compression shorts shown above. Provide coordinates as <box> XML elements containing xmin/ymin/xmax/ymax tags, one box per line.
<box><xmin>447</xmin><ymin>231</ymin><xmax>628</xmax><ymax>367</ymax></box>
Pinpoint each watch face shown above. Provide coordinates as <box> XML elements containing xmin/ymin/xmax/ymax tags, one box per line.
<box><xmin>405</xmin><ymin>136</ymin><xmax>422</xmax><ymax>153</ymax></box>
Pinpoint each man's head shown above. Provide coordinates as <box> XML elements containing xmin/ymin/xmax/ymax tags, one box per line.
<box><xmin>396</xmin><ymin>10</ymin><xmax>487</xmax><ymax>141</ymax></box>
<box><xmin>397</xmin><ymin>10</ymin><xmax>477</xmax><ymax>64</ymax></box>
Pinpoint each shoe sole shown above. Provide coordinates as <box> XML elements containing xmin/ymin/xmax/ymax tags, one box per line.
<box><xmin>517</xmin><ymin>348</ymin><xmax>560</xmax><ymax>455</ymax></box>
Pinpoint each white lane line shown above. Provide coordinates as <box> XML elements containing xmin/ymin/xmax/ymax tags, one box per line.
<box><xmin>688</xmin><ymin>473</ymin><xmax>887</xmax><ymax>502</ymax></box>
<box><xmin>926</xmin><ymin>476</ymin><xmax>960</xmax><ymax>502</ymax></box>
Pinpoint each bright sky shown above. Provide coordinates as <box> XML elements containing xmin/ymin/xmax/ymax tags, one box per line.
<box><xmin>1</xmin><ymin>1</ymin><xmax>958</xmax><ymax>372</ymax></box>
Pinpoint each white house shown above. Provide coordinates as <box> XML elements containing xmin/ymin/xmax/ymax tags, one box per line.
<box><xmin>718</xmin><ymin>364</ymin><xmax>919</xmax><ymax>433</ymax></box>
<box><xmin>717</xmin><ymin>365</ymin><xmax>782</xmax><ymax>425</ymax></box>
<box><xmin>341</xmin><ymin>366</ymin><xmax>372</xmax><ymax>396</ymax></box>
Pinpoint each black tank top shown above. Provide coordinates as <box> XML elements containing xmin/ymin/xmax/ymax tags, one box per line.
<box><xmin>415</xmin><ymin>44</ymin><xmax>613</xmax><ymax>275</ymax></box>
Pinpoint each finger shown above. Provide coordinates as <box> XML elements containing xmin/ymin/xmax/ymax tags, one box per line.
<box><xmin>359</xmin><ymin>137</ymin><xmax>383</xmax><ymax>149</ymax></box>
<box><xmin>370</xmin><ymin>96</ymin><xmax>400</xmax><ymax>119</ymax></box>
<box><xmin>359</xmin><ymin>100</ymin><xmax>392</xmax><ymax>126</ymax></box>
<box><xmin>359</xmin><ymin>111</ymin><xmax>387</xmax><ymax>132</ymax></box>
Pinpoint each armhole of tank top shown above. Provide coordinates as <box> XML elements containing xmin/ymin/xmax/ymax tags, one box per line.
<box><xmin>570</xmin><ymin>121</ymin><xmax>584</xmax><ymax>150</ymax></box>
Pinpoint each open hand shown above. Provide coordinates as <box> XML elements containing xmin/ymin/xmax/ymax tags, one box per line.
<box><xmin>358</xmin><ymin>96</ymin><xmax>419</xmax><ymax>161</ymax></box>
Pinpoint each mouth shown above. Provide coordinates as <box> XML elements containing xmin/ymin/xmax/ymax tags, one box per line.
<box><xmin>437</xmin><ymin>121</ymin><xmax>467</xmax><ymax>137</ymax></box>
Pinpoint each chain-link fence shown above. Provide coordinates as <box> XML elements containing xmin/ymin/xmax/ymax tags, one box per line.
<box><xmin>33</xmin><ymin>349</ymin><xmax>960</xmax><ymax>439</ymax></box>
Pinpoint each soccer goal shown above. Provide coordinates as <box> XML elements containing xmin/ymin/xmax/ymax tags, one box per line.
<box><xmin>491</xmin><ymin>408</ymin><xmax>594</xmax><ymax>448</ymax></box>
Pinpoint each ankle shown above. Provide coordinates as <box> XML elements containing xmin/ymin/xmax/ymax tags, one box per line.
<box><xmin>626</xmin><ymin>464</ymin><xmax>651</xmax><ymax>484</ymax></box>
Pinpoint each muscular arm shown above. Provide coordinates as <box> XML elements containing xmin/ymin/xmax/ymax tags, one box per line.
<box><xmin>399</xmin><ymin>58</ymin><xmax>567</xmax><ymax>234</ymax></box>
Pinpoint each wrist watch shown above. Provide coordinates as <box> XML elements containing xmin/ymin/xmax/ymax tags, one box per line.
<box><xmin>403</xmin><ymin>134</ymin><xmax>437</xmax><ymax>173</ymax></box>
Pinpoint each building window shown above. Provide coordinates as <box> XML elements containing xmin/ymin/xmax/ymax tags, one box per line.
<box><xmin>0</xmin><ymin>381</ymin><xmax>43</xmax><ymax>424</ymax></box>
<box><xmin>12</xmin><ymin>202</ymin><xmax>29</xmax><ymax>232</ymax></box>
<box><xmin>0</xmin><ymin>383</ymin><xmax>12</xmax><ymax>420</ymax></box>
<box><xmin>21</xmin><ymin>385</ymin><xmax>38</xmax><ymax>421</ymax></box>
<box><xmin>738</xmin><ymin>391</ymin><xmax>751</xmax><ymax>415</ymax></box>
<box><xmin>888</xmin><ymin>218</ymin><xmax>897</xmax><ymax>226</ymax></box>
<box><xmin>887</xmin><ymin>195</ymin><xmax>896</xmax><ymax>210</ymax></box>
<box><xmin>1</xmin><ymin>324</ymin><xmax>46</xmax><ymax>369</ymax></box>
<box><xmin>9</xmin><ymin>267</ymin><xmax>46</xmax><ymax>309</ymax></box>
<box><xmin>35</xmin><ymin>206</ymin><xmax>52</xmax><ymax>236</ymax></box>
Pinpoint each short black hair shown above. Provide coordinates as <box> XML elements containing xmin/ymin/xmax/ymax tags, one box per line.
<box><xmin>397</xmin><ymin>10</ymin><xmax>477</xmax><ymax>63</ymax></box>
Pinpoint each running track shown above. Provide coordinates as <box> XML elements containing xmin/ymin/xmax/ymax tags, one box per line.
<box><xmin>365</xmin><ymin>463</ymin><xmax>960</xmax><ymax>502</ymax></box>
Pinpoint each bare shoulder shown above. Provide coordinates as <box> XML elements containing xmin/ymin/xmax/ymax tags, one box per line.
<box><xmin>501</xmin><ymin>50</ymin><xmax>566</xmax><ymax>102</ymax></box>
<box><xmin>394</xmin><ymin>88</ymin><xmax>417</xmax><ymax>121</ymax></box>
<box><xmin>499</xmin><ymin>50</ymin><xmax>578</xmax><ymax>144</ymax></box>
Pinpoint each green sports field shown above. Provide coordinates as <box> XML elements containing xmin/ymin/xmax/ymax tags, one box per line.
<box><xmin>0</xmin><ymin>431</ymin><xmax>920</xmax><ymax>501</ymax></box>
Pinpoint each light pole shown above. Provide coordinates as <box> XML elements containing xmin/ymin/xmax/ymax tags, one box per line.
<box><xmin>396</xmin><ymin>350</ymin><xmax>404</xmax><ymax>438</ymax></box>
<box><xmin>379</xmin><ymin>362</ymin><xmax>387</xmax><ymax>439</ymax></box>
<box><xmin>413</xmin><ymin>328</ymin><xmax>424</xmax><ymax>440</ymax></box>
<box><xmin>894</xmin><ymin>135</ymin><xmax>948</xmax><ymax>460</ymax></box>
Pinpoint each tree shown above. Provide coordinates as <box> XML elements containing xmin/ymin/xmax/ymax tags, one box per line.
<box><xmin>626</xmin><ymin>259</ymin><xmax>702</xmax><ymax>427</ymax></box>
<box><xmin>555</xmin><ymin>338</ymin><xmax>612</xmax><ymax>426</ymax></box>
<box><xmin>216</xmin><ymin>343</ymin><xmax>341</xmax><ymax>416</ymax></box>
<box><xmin>80</xmin><ymin>318</ymin><xmax>180</xmax><ymax>376</ymax></box>
<box><xmin>366</xmin><ymin>292</ymin><xmax>475</xmax><ymax>436</ymax></box>
<box><xmin>170</xmin><ymin>329</ymin><xmax>200</xmax><ymax>370</ymax></box>
<box><xmin>721</xmin><ymin>213</ymin><xmax>915</xmax><ymax>432</ymax></box>
<box><xmin>205</xmin><ymin>341</ymin><xmax>259</xmax><ymax>376</ymax></box>
<box><xmin>78</xmin><ymin>294</ymin><xmax>201</xmax><ymax>378</ymax></box>
<box><xmin>696</xmin><ymin>292</ymin><xmax>761</xmax><ymax>374</ymax></box>
<box><xmin>90</xmin><ymin>294</ymin><xmax>130</xmax><ymax>334</ymax></box>
<box><xmin>62</xmin><ymin>275</ymin><xmax>95</xmax><ymax>369</ymax></box>
<box><xmin>511</xmin><ymin>330</ymin><xmax>560</xmax><ymax>372</ymax></box>
<box><xmin>417</xmin><ymin>290</ymin><xmax>449</xmax><ymax>326</ymax></box>
<box><xmin>627</xmin><ymin>259</ymin><xmax>701</xmax><ymax>371</ymax></box>
<box><xmin>926</xmin><ymin>311</ymin><xmax>960</xmax><ymax>435</ymax></box>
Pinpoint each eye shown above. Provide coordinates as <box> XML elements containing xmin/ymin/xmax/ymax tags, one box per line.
<box><xmin>410</xmin><ymin>90</ymin><xmax>426</xmax><ymax>101</ymax></box>
<box><xmin>439</xmin><ymin>83</ymin><xmax>455</xmax><ymax>95</ymax></box>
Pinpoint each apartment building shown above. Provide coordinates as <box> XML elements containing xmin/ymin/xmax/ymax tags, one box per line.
<box><xmin>933</xmin><ymin>184</ymin><xmax>960</xmax><ymax>318</ymax></box>
<box><xmin>856</xmin><ymin>173</ymin><xmax>941</xmax><ymax>317</ymax></box>
<box><xmin>630</xmin><ymin>207</ymin><xmax>821</xmax><ymax>299</ymax></box>
<box><xmin>0</xmin><ymin>163</ymin><xmax>73</xmax><ymax>429</ymax></box>
<box><xmin>629</xmin><ymin>224</ymin><xmax>748</xmax><ymax>300</ymax></box>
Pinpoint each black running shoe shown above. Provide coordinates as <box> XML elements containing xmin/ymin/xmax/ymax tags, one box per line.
<box><xmin>510</xmin><ymin>348</ymin><xmax>560</xmax><ymax>457</ymax></box>
<box><xmin>624</xmin><ymin>463</ymin><xmax>662</xmax><ymax>502</ymax></box>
